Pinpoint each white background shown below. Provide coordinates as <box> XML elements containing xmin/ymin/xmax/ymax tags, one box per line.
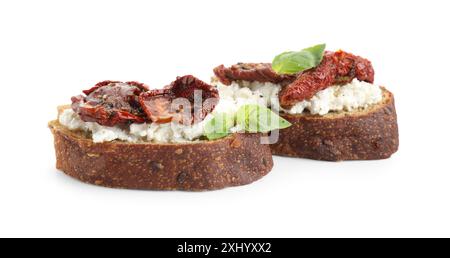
<box><xmin>1</xmin><ymin>0</ymin><xmax>449</xmax><ymax>237</ymax></box>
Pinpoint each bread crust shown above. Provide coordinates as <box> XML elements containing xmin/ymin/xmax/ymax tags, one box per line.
<box><xmin>49</xmin><ymin>121</ymin><xmax>273</xmax><ymax>191</ymax></box>
<box><xmin>271</xmin><ymin>88</ymin><xmax>399</xmax><ymax>161</ymax></box>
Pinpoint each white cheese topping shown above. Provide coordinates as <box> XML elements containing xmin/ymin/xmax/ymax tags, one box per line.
<box><xmin>213</xmin><ymin>81</ymin><xmax>281</xmax><ymax>115</ymax></box>
<box><xmin>213</xmin><ymin>79</ymin><xmax>383</xmax><ymax>116</ymax></box>
<box><xmin>59</xmin><ymin>109</ymin><xmax>212</xmax><ymax>143</ymax></box>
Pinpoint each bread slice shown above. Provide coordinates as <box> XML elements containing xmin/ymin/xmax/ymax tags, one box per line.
<box><xmin>271</xmin><ymin>88</ymin><xmax>399</xmax><ymax>161</ymax></box>
<box><xmin>48</xmin><ymin>109</ymin><xmax>273</xmax><ymax>191</ymax></box>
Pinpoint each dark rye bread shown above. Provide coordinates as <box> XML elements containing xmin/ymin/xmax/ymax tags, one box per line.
<box><xmin>271</xmin><ymin>88</ymin><xmax>399</xmax><ymax>161</ymax></box>
<box><xmin>48</xmin><ymin>116</ymin><xmax>273</xmax><ymax>191</ymax></box>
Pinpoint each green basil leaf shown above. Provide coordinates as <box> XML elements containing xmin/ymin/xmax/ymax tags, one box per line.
<box><xmin>272</xmin><ymin>43</ymin><xmax>326</xmax><ymax>75</ymax></box>
<box><xmin>205</xmin><ymin>105</ymin><xmax>292</xmax><ymax>140</ymax></box>
<box><xmin>236</xmin><ymin>104</ymin><xmax>291</xmax><ymax>133</ymax></box>
<box><xmin>204</xmin><ymin>112</ymin><xmax>235</xmax><ymax>140</ymax></box>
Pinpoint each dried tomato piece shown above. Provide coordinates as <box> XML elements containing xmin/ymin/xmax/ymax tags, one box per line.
<box><xmin>72</xmin><ymin>81</ymin><xmax>149</xmax><ymax>126</ymax></box>
<box><xmin>213</xmin><ymin>63</ymin><xmax>296</xmax><ymax>86</ymax></box>
<box><xmin>171</xmin><ymin>75</ymin><xmax>219</xmax><ymax>123</ymax></box>
<box><xmin>170</xmin><ymin>75</ymin><xmax>218</xmax><ymax>103</ymax></box>
<box><xmin>139</xmin><ymin>75</ymin><xmax>219</xmax><ymax>124</ymax></box>
<box><xmin>82</xmin><ymin>80</ymin><xmax>149</xmax><ymax>95</ymax></box>
<box><xmin>333</xmin><ymin>50</ymin><xmax>374</xmax><ymax>84</ymax></box>
<box><xmin>138</xmin><ymin>89</ymin><xmax>174</xmax><ymax>124</ymax></box>
<box><xmin>279</xmin><ymin>50</ymin><xmax>375</xmax><ymax>108</ymax></box>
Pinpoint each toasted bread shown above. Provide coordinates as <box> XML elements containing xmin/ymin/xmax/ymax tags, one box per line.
<box><xmin>271</xmin><ymin>88</ymin><xmax>399</xmax><ymax>161</ymax></box>
<box><xmin>48</xmin><ymin>112</ymin><xmax>273</xmax><ymax>191</ymax></box>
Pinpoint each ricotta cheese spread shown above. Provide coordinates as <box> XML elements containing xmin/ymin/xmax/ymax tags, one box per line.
<box><xmin>59</xmin><ymin>108</ymin><xmax>213</xmax><ymax>143</ymax></box>
<box><xmin>213</xmin><ymin>78</ymin><xmax>383</xmax><ymax>116</ymax></box>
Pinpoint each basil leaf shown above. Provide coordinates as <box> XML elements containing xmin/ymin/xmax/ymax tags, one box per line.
<box><xmin>204</xmin><ymin>112</ymin><xmax>235</xmax><ymax>140</ymax></box>
<box><xmin>272</xmin><ymin>43</ymin><xmax>326</xmax><ymax>75</ymax></box>
<box><xmin>236</xmin><ymin>104</ymin><xmax>291</xmax><ymax>133</ymax></box>
<box><xmin>205</xmin><ymin>105</ymin><xmax>292</xmax><ymax>140</ymax></box>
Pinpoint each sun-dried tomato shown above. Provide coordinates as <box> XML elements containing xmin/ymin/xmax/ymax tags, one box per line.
<box><xmin>138</xmin><ymin>89</ymin><xmax>174</xmax><ymax>124</ymax></box>
<box><xmin>213</xmin><ymin>63</ymin><xmax>296</xmax><ymax>86</ymax></box>
<box><xmin>72</xmin><ymin>81</ymin><xmax>149</xmax><ymax>126</ymax></box>
<box><xmin>139</xmin><ymin>75</ymin><xmax>219</xmax><ymax>124</ymax></box>
<box><xmin>279</xmin><ymin>50</ymin><xmax>375</xmax><ymax>108</ymax></box>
